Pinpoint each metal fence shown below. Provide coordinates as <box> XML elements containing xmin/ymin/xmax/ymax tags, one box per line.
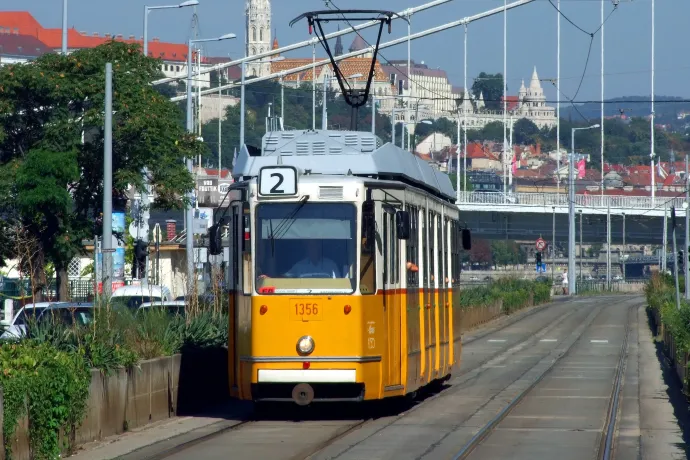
<box><xmin>0</xmin><ymin>278</ymin><xmax>95</xmax><ymax>303</ymax></box>
<box><xmin>457</xmin><ymin>191</ymin><xmax>685</xmax><ymax>211</ymax></box>
<box><xmin>576</xmin><ymin>280</ymin><xmax>644</xmax><ymax>293</ymax></box>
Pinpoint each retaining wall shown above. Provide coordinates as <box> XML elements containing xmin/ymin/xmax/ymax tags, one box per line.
<box><xmin>5</xmin><ymin>348</ymin><xmax>228</xmax><ymax>459</ymax></box>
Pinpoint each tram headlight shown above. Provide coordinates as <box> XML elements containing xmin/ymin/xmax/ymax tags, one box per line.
<box><xmin>296</xmin><ymin>336</ymin><xmax>315</xmax><ymax>356</ymax></box>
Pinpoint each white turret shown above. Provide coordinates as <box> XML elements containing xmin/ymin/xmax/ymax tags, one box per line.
<box><xmin>246</xmin><ymin>0</ymin><xmax>271</xmax><ymax>77</ymax></box>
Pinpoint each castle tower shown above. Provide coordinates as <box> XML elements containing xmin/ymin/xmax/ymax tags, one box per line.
<box><xmin>246</xmin><ymin>0</ymin><xmax>271</xmax><ymax>77</ymax></box>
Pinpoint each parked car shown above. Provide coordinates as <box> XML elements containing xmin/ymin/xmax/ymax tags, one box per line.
<box><xmin>137</xmin><ymin>301</ymin><xmax>186</xmax><ymax>318</ymax></box>
<box><xmin>111</xmin><ymin>284</ymin><xmax>172</xmax><ymax>310</ymax></box>
<box><xmin>0</xmin><ymin>302</ymin><xmax>55</xmax><ymax>340</ymax></box>
<box><xmin>0</xmin><ymin>302</ymin><xmax>92</xmax><ymax>340</ymax></box>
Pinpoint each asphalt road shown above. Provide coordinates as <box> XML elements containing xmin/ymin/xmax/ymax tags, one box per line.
<box><xmin>143</xmin><ymin>295</ymin><xmax>686</xmax><ymax>460</ymax></box>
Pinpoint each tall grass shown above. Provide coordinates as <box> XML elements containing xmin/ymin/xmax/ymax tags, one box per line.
<box><xmin>19</xmin><ymin>302</ymin><xmax>228</xmax><ymax>373</ymax></box>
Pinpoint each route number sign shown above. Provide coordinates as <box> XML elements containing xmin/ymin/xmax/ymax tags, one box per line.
<box><xmin>258</xmin><ymin>166</ymin><xmax>297</xmax><ymax>196</ymax></box>
<box><xmin>535</xmin><ymin>238</ymin><xmax>546</xmax><ymax>251</ymax></box>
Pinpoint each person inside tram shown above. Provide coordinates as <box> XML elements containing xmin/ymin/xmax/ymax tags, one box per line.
<box><xmin>258</xmin><ymin>240</ymin><xmax>344</xmax><ymax>279</ymax></box>
<box><xmin>285</xmin><ymin>240</ymin><xmax>342</xmax><ymax>278</ymax></box>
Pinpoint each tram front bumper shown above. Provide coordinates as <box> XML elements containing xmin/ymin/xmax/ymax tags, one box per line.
<box><xmin>248</xmin><ymin>364</ymin><xmax>372</xmax><ymax>403</ymax></box>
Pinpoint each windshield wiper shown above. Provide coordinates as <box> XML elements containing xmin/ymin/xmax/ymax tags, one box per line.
<box><xmin>271</xmin><ymin>195</ymin><xmax>310</xmax><ymax>241</ymax></box>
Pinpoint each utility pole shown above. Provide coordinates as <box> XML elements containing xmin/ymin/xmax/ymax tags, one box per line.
<box><xmin>552</xmin><ymin>206</ymin><xmax>555</xmax><ymax>282</ymax></box>
<box><xmin>312</xmin><ymin>42</ymin><xmax>316</xmax><ymax>130</ymax></box>
<box><xmin>371</xmin><ymin>94</ymin><xmax>376</xmax><ymax>134</ymax></box>
<box><xmin>102</xmin><ymin>63</ymin><xmax>113</xmax><ymax>298</ymax></box>
<box><xmin>622</xmin><ymin>213</ymin><xmax>626</xmax><ymax>281</ymax></box>
<box><xmin>672</xmin><ymin>207</ymin><xmax>681</xmax><ymax>310</ymax></box>
<box><xmin>663</xmin><ymin>206</ymin><xmax>668</xmax><ymax>272</ymax></box>
<box><xmin>606</xmin><ymin>204</ymin><xmax>611</xmax><ymax>290</ymax></box>
<box><xmin>579</xmin><ymin>210</ymin><xmax>583</xmax><ymax>284</ymax></box>
<box><xmin>686</xmin><ymin>155</ymin><xmax>690</xmax><ymax>299</ymax></box>
<box><xmin>568</xmin><ymin>134</ymin><xmax>576</xmax><ymax>294</ymax></box>
<box><xmin>62</xmin><ymin>0</ymin><xmax>68</xmax><ymax>54</ymax></box>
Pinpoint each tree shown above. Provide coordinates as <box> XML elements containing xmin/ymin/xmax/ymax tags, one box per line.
<box><xmin>587</xmin><ymin>243</ymin><xmax>603</xmax><ymax>258</ymax></box>
<box><xmin>0</xmin><ymin>41</ymin><xmax>198</xmax><ymax>299</ymax></box>
<box><xmin>513</xmin><ymin>118</ymin><xmax>540</xmax><ymax>146</ymax></box>
<box><xmin>471</xmin><ymin>72</ymin><xmax>504</xmax><ymax>111</ymax></box>
<box><xmin>469</xmin><ymin>239</ymin><xmax>492</xmax><ymax>267</ymax></box>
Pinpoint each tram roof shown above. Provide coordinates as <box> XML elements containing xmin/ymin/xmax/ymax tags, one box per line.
<box><xmin>232</xmin><ymin>129</ymin><xmax>456</xmax><ymax>202</ymax></box>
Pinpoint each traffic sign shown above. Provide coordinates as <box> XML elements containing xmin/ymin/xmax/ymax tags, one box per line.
<box><xmin>535</xmin><ymin>238</ymin><xmax>546</xmax><ymax>251</ymax></box>
<box><xmin>101</xmin><ymin>248</ymin><xmax>116</xmax><ymax>253</ymax></box>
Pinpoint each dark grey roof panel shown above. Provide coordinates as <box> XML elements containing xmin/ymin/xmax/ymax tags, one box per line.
<box><xmin>233</xmin><ymin>129</ymin><xmax>455</xmax><ymax>201</ymax></box>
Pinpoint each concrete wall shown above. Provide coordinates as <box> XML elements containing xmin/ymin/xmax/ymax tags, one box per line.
<box><xmin>6</xmin><ymin>349</ymin><xmax>228</xmax><ymax>459</ymax></box>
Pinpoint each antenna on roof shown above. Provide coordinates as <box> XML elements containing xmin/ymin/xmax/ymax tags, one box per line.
<box><xmin>290</xmin><ymin>9</ymin><xmax>397</xmax><ymax>131</ymax></box>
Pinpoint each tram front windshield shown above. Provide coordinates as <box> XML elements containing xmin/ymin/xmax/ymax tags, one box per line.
<box><xmin>256</xmin><ymin>202</ymin><xmax>357</xmax><ymax>294</ymax></box>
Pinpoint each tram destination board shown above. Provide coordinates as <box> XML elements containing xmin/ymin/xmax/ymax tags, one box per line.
<box><xmin>258</xmin><ymin>166</ymin><xmax>298</xmax><ymax>197</ymax></box>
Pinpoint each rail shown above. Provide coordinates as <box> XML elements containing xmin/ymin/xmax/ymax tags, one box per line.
<box><xmin>457</xmin><ymin>191</ymin><xmax>685</xmax><ymax>211</ymax></box>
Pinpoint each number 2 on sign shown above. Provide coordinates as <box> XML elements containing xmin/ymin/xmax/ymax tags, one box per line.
<box><xmin>295</xmin><ymin>303</ymin><xmax>319</xmax><ymax>315</ymax></box>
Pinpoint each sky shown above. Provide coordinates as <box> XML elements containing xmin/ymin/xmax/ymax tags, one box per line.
<box><xmin>5</xmin><ymin>0</ymin><xmax>689</xmax><ymax>103</ymax></box>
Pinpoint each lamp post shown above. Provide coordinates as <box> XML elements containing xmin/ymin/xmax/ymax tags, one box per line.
<box><xmin>62</xmin><ymin>0</ymin><xmax>68</xmax><ymax>54</ymax></box>
<box><xmin>569</xmin><ymin>124</ymin><xmax>600</xmax><ymax>295</ymax></box>
<box><xmin>322</xmin><ymin>72</ymin><xmax>362</xmax><ymax>130</ymax></box>
<box><xmin>144</xmin><ymin>0</ymin><xmax>199</xmax><ymax>57</ymax></box>
<box><xmin>186</xmin><ymin>33</ymin><xmax>235</xmax><ymax>298</ymax></box>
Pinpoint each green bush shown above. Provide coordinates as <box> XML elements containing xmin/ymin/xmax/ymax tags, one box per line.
<box><xmin>646</xmin><ymin>273</ymin><xmax>690</xmax><ymax>364</ymax></box>
<box><xmin>0</xmin><ymin>342</ymin><xmax>90</xmax><ymax>459</ymax></box>
<box><xmin>457</xmin><ymin>277</ymin><xmax>551</xmax><ymax>314</ymax></box>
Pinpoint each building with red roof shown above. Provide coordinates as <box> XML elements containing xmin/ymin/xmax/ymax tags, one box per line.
<box><xmin>0</xmin><ymin>11</ymin><xmax>229</xmax><ymax>89</ymax></box>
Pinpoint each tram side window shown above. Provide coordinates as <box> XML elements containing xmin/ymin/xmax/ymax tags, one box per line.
<box><xmin>406</xmin><ymin>205</ymin><xmax>418</xmax><ymax>287</ymax></box>
<box><xmin>360</xmin><ymin>201</ymin><xmax>376</xmax><ymax>295</ymax></box>
<box><xmin>422</xmin><ymin>210</ymin><xmax>428</xmax><ymax>287</ymax></box>
<box><xmin>242</xmin><ymin>209</ymin><xmax>252</xmax><ymax>295</ymax></box>
<box><xmin>231</xmin><ymin>209</ymin><xmax>239</xmax><ymax>288</ymax></box>
<box><xmin>429</xmin><ymin>212</ymin><xmax>436</xmax><ymax>286</ymax></box>
<box><xmin>439</xmin><ymin>217</ymin><xmax>445</xmax><ymax>287</ymax></box>
<box><xmin>450</xmin><ymin>221</ymin><xmax>458</xmax><ymax>287</ymax></box>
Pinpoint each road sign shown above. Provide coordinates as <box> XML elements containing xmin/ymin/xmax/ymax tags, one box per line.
<box><xmin>101</xmin><ymin>248</ymin><xmax>116</xmax><ymax>253</ymax></box>
<box><xmin>535</xmin><ymin>238</ymin><xmax>546</xmax><ymax>251</ymax></box>
<box><xmin>152</xmin><ymin>223</ymin><xmax>162</xmax><ymax>244</ymax></box>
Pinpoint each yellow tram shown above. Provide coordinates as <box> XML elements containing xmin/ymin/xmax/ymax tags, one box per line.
<box><xmin>223</xmin><ymin>128</ymin><xmax>470</xmax><ymax>405</ymax></box>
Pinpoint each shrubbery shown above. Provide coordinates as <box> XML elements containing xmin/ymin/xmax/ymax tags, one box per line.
<box><xmin>457</xmin><ymin>277</ymin><xmax>552</xmax><ymax>314</ymax></box>
<box><xmin>1</xmin><ymin>305</ymin><xmax>227</xmax><ymax>459</ymax></box>
<box><xmin>645</xmin><ymin>273</ymin><xmax>690</xmax><ymax>364</ymax></box>
<box><xmin>0</xmin><ymin>341</ymin><xmax>90</xmax><ymax>459</ymax></box>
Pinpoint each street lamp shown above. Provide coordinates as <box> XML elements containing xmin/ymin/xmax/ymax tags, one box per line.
<box><xmin>322</xmin><ymin>72</ymin><xmax>362</xmax><ymax>130</ymax></box>
<box><xmin>186</xmin><ymin>33</ymin><xmax>235</xmax><ymax>299</ymax></box>
<box><xmin>569</xmin><ymin>123</ymin><xmax>600</xmax><ymax>295</ymax></box>
<box><xmin>144</xmin><ymin>1</ymin><xmax>199</xmax><ymax>57</ymax></box>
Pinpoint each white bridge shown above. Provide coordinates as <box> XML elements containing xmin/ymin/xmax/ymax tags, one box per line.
<box><xmin>456</xmin><ymin>192</ymin><xmax>685</xmax><ymax>217</ymax></box>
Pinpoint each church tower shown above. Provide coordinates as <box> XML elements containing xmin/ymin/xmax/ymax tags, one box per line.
<box><xmin>245</xmin><ymin>0</ymin><xmax>271</xmax><ymax>77</ymax></box>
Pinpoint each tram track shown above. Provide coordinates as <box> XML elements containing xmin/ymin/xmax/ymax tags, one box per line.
<box><xmin>300</xmin><ymin>296</ymin><xmax>637</xmax><ymax>460</ymax></box>
<box><xmin>134</xmin><ymin>296</ymin><xmax>637</xmax><ymax>460</ymax></box>
<box><xmin>449</xmin><ymin>298</ymin><xmax>635</xmax><ymax>460</ymax></box>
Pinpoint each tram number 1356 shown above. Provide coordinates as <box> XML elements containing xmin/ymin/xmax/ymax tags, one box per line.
<box><xmin>295</xmin><ymin>303</ymin><xmax>318</xmax><ymax>315</ymax></box>
<box><xmin>290</xmin><ymin>300</ymin><xmax>322</xmax><ymax>321</ymax></box>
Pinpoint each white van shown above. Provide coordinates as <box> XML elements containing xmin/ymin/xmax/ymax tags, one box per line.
<box><xmin>110</xmin><ymin>284</ymin><xmax>172</xmax><ymax>310</ymax></box>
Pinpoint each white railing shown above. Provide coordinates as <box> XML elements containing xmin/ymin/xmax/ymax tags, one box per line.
<box><xmin>457</xmin><ymin>191</ymin><xmax>685</xmax><ymax>211</ymax></box>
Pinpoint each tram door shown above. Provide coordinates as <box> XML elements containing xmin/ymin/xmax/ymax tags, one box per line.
<box><xmin>228</xmin><ymin>205</ymin><xmax>241</xmax><ymax>395</ymax></box>
<box><xmin>382</xmin><ymin>209</ymin><xmax>402</xmax><ymax>388</ymax></box>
